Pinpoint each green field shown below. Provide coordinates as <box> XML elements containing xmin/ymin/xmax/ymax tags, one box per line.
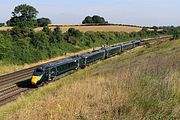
<box><xmin>0</xmin><ymin>39</ymin><xmax>179</xmax><ymax>120</ymax></box>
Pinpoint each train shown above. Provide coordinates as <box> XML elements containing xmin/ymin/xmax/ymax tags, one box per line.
<box><xmin>31</xmin><ymin>40</ymin><xmax>142</xmax><ymax>86</ymax></box>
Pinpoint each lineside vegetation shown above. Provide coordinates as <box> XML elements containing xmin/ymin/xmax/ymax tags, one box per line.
<box><xmin>0</xmin><ymin>25</ymin><xmax>160</xmax><ymax>65</ymax></box>
<box><xmin>0</xmin><ymin>39</ymin><xmax>179</xmax><ymax>120</ymax></box>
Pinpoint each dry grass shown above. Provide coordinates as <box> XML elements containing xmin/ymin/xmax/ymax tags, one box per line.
<box><xmin>35</xmin><ymin>25</ymin><xmax>142</xmax><ymax>33</ymax></box>
<box><xmin>0</xmin><ymin>25</ymin><xmax>142</xmax><ymax>33</ymax></box>
<box><xmin>0</xmin><ymin>27</ymin><xmax>13</xmax><ymax>31</ymax></box>
<box><xmin>0</xmin><ymin>39</ymin><xmax>179</xmax><ymax>120</ymax></box>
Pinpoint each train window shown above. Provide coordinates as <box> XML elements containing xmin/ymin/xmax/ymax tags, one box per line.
<box><xmin>33</xmin><ymin>67</ymin><xmax>44</xmax><ymax>76</ymax></box>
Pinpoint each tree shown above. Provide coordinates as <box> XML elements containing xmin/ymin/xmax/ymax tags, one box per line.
<box><xmin>92</xmin><ymin>15</ymin><xmax>105</xmax><ymax>23</ymax></box>
<box><xmin>82</xmin><ymin>15</ymin><xmax>108</xmax><ymax>24</ymax></box>
<box><xmin>64</xmin><ymin>28</ymin><xmax>82</xmax><ymax>45</ymax></box>
<box><xmin>82</xmin><ymin>16</ymin><xmax>93</xmax><ymax>24</ymax></box>
<box><xmin>53</xmin><ymin>26</ymin><xmax>62</xmax><ymax>43</ymax></box>
<box><xmin>10</xmin><ymin>26</ymin><xmax>34</xmax><ymax>41</ymax></box>
<box><xmin>67</xmin><ymin>28</ymin><xmax>82</xmax><ymax>37</ymax></box>
<box><xmin>31</xmin><ymin>32</ymin><xmax>49</xmax><ymax>50</ymax></box>
<box><xmin>7</xmin><ymin>4</ymin><xmax>39</xmax><ymax>28</ymax></box>
<box><xmin>172</xmin><ymin>29</ymin><xmax>179</xmax><ymax>40</ymax></box>
<box><xmin>37</xmin><ymin>18</ymin><xmax>51</xmax><ymax>27</ymax></box>
<box><xmin>0</xmin><ymin>23</ymin><xmax>5</xmax><ymax>27</ymax></box>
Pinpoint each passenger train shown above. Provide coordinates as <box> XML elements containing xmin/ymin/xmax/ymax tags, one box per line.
<box><xmin>31</xmin><ymin>40</ymin><xmax>142</xmax><ymax>86</ymax></box>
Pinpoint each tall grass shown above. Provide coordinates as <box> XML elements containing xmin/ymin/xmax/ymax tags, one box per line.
<box><xmin>0</xmin><ymin>39</ymin><xmax>179</xmax><ymax>120</ymax></box>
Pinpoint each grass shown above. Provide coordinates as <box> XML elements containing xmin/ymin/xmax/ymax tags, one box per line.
<box><xmin>35</xmin><ymin>25</ymin><xmax>142</xmax><ymax>33</ymax></box>
<box><xmin>0</xmin><ymin>27</ymin><xmax>13</xmax><ymax>31</ymax></box>
<box><xmin>0</xmin><ymin>25</ymin><xmax>142</xmax><ymax>33</ymax></box>
<box><xmin>0</xmin><ymin>39</ymin><xmax>179</xmax><ymax>120</ymax></box>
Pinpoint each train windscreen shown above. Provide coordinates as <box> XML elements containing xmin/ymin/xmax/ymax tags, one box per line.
<box><xmin>33</xmin><ymin>67</ymin><xmax>44</xmax><ymax>76</ymax></box>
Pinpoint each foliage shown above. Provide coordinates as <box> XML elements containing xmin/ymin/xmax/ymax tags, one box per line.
<box><xmin>0</xmin><ymin>33</ymin><xmax>13</xmax><ymax>60</ymax></box>
<box><xmin>64</xmin><ymin>28</ymin><xmax>82</xmax><ymax>45</ymax></box>
<box><xmin>37</xmin><ymin>18</ymin><xmax>51</xmax><ymax>27</ymax></box>
<box><xmin>53</xmin><ymin>26</ymin><xmax>62</xmax><ymax>43</ymax></box>
<box><xmin>82</xmin><ymin>15</ymin><xmax>108</xmax><ymax>24</ymax></box>
<box><xmin>0</xmin><ymin>24</ymin><xmax>169</xmax><ymax>65</ymax></box>
<box><xmin>7</xmin><ymin>4</ymin><xmax>39</xmax><ymax>28</ymax></box>
<box><xmin>0</xmin><ymin>23</ymin><xmax>5</xmax><ymax>27</ymax></box>
<box><xmin>82</xmin><ymin>16</ymin><xmax>93</xmax><ymax>24</ymax></box>
<box><xmin>172</xmin><ymin>29</ymin><xmax>179</xmax><ymax>40</ymax></box>
<box><xmin>2</xmin><ymin>4</ymin><xmax>171</xmax><ymax>65</ymax></box>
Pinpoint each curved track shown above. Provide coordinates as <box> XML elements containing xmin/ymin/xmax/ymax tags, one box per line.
<box><xmin>0</xmin><ymin>36</ymin><xmax>171</xmax><ymax>107</ymax></box>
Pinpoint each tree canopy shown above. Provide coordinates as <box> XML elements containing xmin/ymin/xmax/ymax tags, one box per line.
<box><xmin>7</xmin><ymin>4</ymin><xmax>39</xmax><ymax>28</ymax></box>
<box><xmin>37</xmin><ymin>18</ymin><xmax>51</xmax><ymax>27</ymax></box>
<box><xmin>82</xmin><ymin>15</ymin><xmax>108</xmax><ymax>24</ymax></box>
<box><xmin>0</xmin><ymin>23</ymin><xmax>5</xmax><ymax>27</ymax></box>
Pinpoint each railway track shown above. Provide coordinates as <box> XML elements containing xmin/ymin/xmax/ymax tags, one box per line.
<box><xmin>0</xmin><ymin>79</ymin><xmax>34</xmax><ymax>106</ymax></box>
<box><xmin>0</xmin><ymin>36</ymin><xmax>172</xmax><ymax>107</ymax></box>
<box><xmin>0</xmin><ymin>87</ymin><xmax>29</xmax><ymax>106</ymax></box>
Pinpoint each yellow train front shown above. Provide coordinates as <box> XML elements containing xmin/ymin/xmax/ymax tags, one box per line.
<box><xmin>31</xmin><ymin>65</ymin><xmax>50</xmax><ymax>86</ymax></box>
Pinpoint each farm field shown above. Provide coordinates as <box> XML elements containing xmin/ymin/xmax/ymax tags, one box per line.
<box><xmin>0</xmin><ymin>39</ymin><xmax>179</xmax><ymax>120</ymax></box>
<box><xmin>0</xmin><ymin>25</ymin><xmax>142</xmax><ymax>33</ymax></box>
<box><xmin>0</xmin><ymin>26</ymin><xmax>13</xmax><ymax>31</ymax></box>
<box><xmin>35</xmin><ymin>25</ymin><xmax>142</xmax><ymax>33</ymax></box>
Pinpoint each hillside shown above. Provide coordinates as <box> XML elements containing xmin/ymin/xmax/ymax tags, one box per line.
<box><xmin>0</xmin><ymin>39</ymin><xmax>179</xmax><ymax>120</ymax></box>
<box><xmin>0</xmin><ymin>25</ymin><xmax>142</xmax><ymax>33</ymax></box>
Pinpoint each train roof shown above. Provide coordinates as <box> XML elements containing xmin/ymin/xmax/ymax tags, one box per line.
<box><xmin>121</xmin><ymin>42</ymin><xmax>133</xmax><ymax>46</ymax></box>
<box><xmin>133</xmin><ymin>40</ymin><xmax>141</xmax><ymax>43</ymax></box>
<box><xmin>104</xmin><ymin>45</ymin><xmax>121</xmax><ymax>50</ymax></box>
<box><xmin>81</xmin><ymin>49</ymin><xmax>105</xmax><ymax>58</ymax></box>
<box><xmin>35</xmin><ymin>64</ymin><xmax>50</xmax><ymax>70</ymax></box>
<box><xmin>48</xmin><ymin>55</ymin><xmax>81</xmax><ymax>67</ymax></box>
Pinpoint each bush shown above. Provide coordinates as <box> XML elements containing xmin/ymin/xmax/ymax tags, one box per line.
<box><xmin>0</xmin><ymin>33</ymin><xmax>13</xmax><ymax>60</ymax></box>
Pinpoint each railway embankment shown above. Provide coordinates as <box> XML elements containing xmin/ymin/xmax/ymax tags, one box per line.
<box><xmin>0</xmin><ymin>39</ymin><xmax>179</xmax><ymax>119</ymax></box>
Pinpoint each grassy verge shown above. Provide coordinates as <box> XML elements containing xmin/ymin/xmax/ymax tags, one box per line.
<box><xmin>0</xmin><ymin>39</ymin><xmax>179</xmax><ymax>120</ymax></box>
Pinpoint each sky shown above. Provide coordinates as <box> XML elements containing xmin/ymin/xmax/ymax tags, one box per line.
<box><xmin>0</xmin><ymin>0</ymin><xmax>179</xmax><ymax>26</ymax></box>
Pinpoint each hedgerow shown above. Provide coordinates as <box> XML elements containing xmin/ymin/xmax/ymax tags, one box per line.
<box><xmin>0</xmin><ymin>26</ymin><xmax>172</xmax><ymax>65</ymax></box>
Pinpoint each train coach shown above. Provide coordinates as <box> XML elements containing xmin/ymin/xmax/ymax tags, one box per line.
<box><xmin>31</xmin><ymin>40</ymin><xmax>142</xmax><ymax>86</ymax></box>
<box><xmin>133</xmin><ymin>40</ymin><xmax>141</xmax><ymax>47</ymax></box>
<box><xmin>121</xmin><ymin>42</ymin><xmax>134</xmax><ymax>51</ymax></box>
<box><xmin>103</xmin><ymin>45</ymin><xmax>122</xmax><ymax>58</ymax></box>
<box><xmin>81</xmin><ymin>49</ymin><xmax>106</xmax><ymax>67</ymax></box>
<box><xmin>31</xmin><ymin>56</ymin><xmax>82</xmax><ymax>86</ymax></box>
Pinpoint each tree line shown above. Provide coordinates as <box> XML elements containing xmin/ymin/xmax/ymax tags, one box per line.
<box><xmin>0</xmin><ymin>4</ymin><xmax>177</xmax><ymax>65</ymax></box>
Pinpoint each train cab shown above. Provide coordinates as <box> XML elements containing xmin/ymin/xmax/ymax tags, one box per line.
<box><xmin>31</xmin><ymin>65</ymin><xmax>49</xmax><ymax>86</ymax></box>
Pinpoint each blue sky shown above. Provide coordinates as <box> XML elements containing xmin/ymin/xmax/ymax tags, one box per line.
<box><xmin>0</xmin><ymin>0</ymin><xmax>179</xmax><ymax>26</ymax></box>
